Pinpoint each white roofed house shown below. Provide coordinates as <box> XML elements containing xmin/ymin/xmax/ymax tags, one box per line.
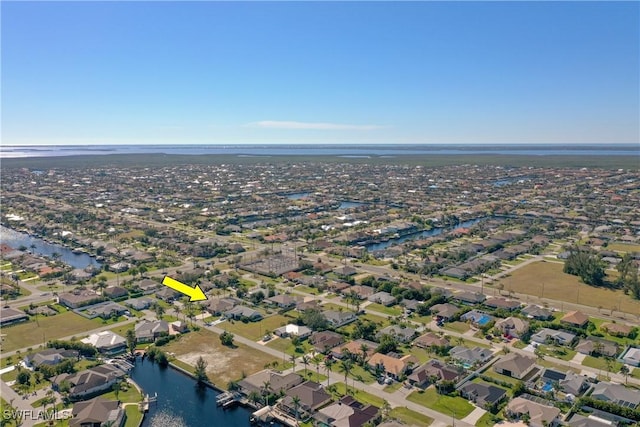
<box><xmin>82</xmin><ymin>331</ymin><xmax>127</xmax><ymax>355</ymax></box>
<box><xmin>274</xmin><ymin>324</ymin><xmax>312</xmax><ymax>339</ymax></box>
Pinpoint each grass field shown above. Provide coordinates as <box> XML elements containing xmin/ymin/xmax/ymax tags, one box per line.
<box><xmin>329</xmin><ymin>382</ymin><xmax>385</xmax><ymax>407</ymax></box>
<box><xmin>366</xmin><ymin>303</ymin><xmax>403</xmax><ymax>317</ymax></box>
<box><xmin>0</xmin><ymin>312</ymin><xmax>101</xmax><ymax>352</ymax></box>
<box><xmin>163</xmin><ymin>329</ymin><xmax>282</xmax><ymax>389</ymax></box>
<box><xmin>499</xmin><ymin>261</ymin><xmax>640</xmax><ymax>315</ymax></box>
<box><xmin>389</xmin><ymin>407</ymin><xmax>434</xmax><ymax>426</ymax></box>
<box><xmin>582</xmin><ymin>355</ymin><xmax>623</xmax><ymax>373</ymax></box>
<box><xmin>221</xmin><ymin>314</ymin><xmax>290</xmax><ymax>341</ymax></box>
<box><xmin>407</xmin><ymin>387</ymin><xmax>474</xmax><ymax>418</ymax></box>
<box><xmin>607</xmin><ymin>243</ymin><xmax>640</xmax><ymax>253</ymax></box>
<box><xmin>443</xmin><ymin>321</ymin><xmax>470</xmax><ymax>334</ymax></box>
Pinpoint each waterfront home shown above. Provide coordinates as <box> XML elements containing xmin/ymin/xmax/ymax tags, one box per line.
<box><xmin>314</xmin><ymin>395</ymin><xmax>380</xmax><ymax>427</ymax></box>
<box><xmin>459</xmin><ymin>382</ymin><xmax>507</xmax><ymax>409</ymax></box>
<box><xmin>560</xmin><ymin>310</ymin><xmax>589</xmax><ymax>328</ymax></box>
<box><xmin>135</xmin><ymin>320</ymin><xmax>169</xmax><ymax>343</ymax></box>
<box><xmin>309</xmin><ymin>331</ymin><xmax>344</xmax><ymax>353</ymax></box>
<box><xmin>494</xmin><ymin>317</ymin><xmax>530</xmax><ymax>339</ymax></box>
<box><xmin>591</xmin><ymin>382</ymin><xmax>640</xmax><ymax>409</ymax></box>
<box><xmin>274</xmin><ymin>324</ymin><xmax>312</xmax><ymax>339</ymax></box>
<box><xmin>24</xmin><ymin>348</ymin><xmax>79</xmax><ymax>368</ymax></box>
<box><xmin>52</xmin><ymin>364</ymin><xmax>126</xmax><ymax>399</ymax></box>
<box><xmin>505</xmin><ymin>396</ymin><xmax>561</xmax><ymax>427</ymax></box>
<box><xmin>82</xmin><ymin>331</ymin><xmax>127</xmax><ymax>355</ymax></box>
<box><xmin>69</xmin><ymin>397</ymin><xmax>125</xmax><ymax>427</ymax></box>
<box><xmin>0</xmin><ymin>307</ymin><xmax>29</xmax><ymax>326</ymax></box>
<box><xmin>322</xmin><ymin>310</ymin><xmax>357</xmax><ymax>328</ymax></box>
<box><xmin>367</xmin><ymin>353</ymin><xmax>418</xmax><ymax>380</ymax></box>
<box><xmin>407</xmin><ymin>360</ymin><xmax>462</xmax><ymax>389</ymax></box>
<box><xmin>376</xmin><ymin>325</ymin><xmax>417</xmax><ymax>343</ymax></box>
<box><xmin>531</xmin><ymin>328</ymin><xmax>576</xmax><ymax>346</ymax></box>
<box><xmin>493</xmin><ymin>353</ymin><xmax>536</xmax><ymax>380</ymax></box>
<box><xmin>279</xmin><ymin>381</ymin><xmax>333</xmax><ymax>416</ymax></box>
<box><xmin>238</xmin><ymin>369</ymin><xmax>303</xmax><ymax>396</ymax></box>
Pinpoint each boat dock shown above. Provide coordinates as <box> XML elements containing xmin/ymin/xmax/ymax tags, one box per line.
<box><xmin>216</xmin><ymin>391</ymin><xmax>241</xmax><ymax>409</ymax></box>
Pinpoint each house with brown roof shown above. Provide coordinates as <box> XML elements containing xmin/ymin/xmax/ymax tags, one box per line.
<box><xmin>495</xmin><ymin>317</ymin><xmax>530</xmax><ymax>339</ymax></box>
<box><xmin>69</xmin><ymin>397</ymin><xmax>125</xmax><ymax>427</ymax></box>
<box><xmin>493</xmin><ymin>353</ymin><xmax>536</xmax><ymax>380</ymax></box>
<box><xmin>575</xmin><ymin>337</ymin><xmax>619</xmax><ymax>357</ymax></box>
<box><xmin>505</xmin><ymin>397</ymin><xmax>561</xmax><ymax>427</ymax></box>
<box><xmin>413</xmin><ymin>332</ymin><xmax>450</xmax><ymax>349</ymax></box>
<box><xmin>237</xmin><ymin>370</ymin><xmax>303</xmax><ymax>397</ymax></box>
<box><xmin>407</xmin><ymin>360</ymin><xmax>462</xmax><ymax>388</ymax></box>
<box><xmin>601</xmin><ymin>322</ymin><xmax>633</xmax><ymax>337</ymax></box>
<box><xmin>484</xmin><ymin>297</ymin><xmax>521</xmax><ymax>311</ymax></box>
<box><xmin>314</xmin><ymin>396</ymin><xmax>380</xmax><ymax>427</ymax></box>
<box><xmin>309</xmin><ymin>331</ymin><xmax>344</xmax><ymax>353</ymax></box>
<box><xmin>279</xmin><ymin>381</ymin><xmax>333</xmax><ymax>416</ymax></box>
<box><xmin>367</xmin><ymin>353</ymin><xmax>418</xmax><ymax>380</ymax></box>
<box><xmin>561</xmin><ymin>310</ymin><xmax>589</xmax><ymax>328</ymax></box>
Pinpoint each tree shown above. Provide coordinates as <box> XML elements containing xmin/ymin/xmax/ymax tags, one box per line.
<box><xmin>339</xmin><ymin>359</ymin><xmax>353</xmax><ymax>394</ymax></box>
<box><xmin>261</xmin><ymin>381</ymin><xmax>272</xmax><ymax>406</ymax></box>
<box><xmin>563</xmin><ymin>247</ymin><xmax>606</xmax><ymax>286</ymax></box>
<box><xmin>300</xmin><ymin>308</ymin><xmax>328</xmax><ymax>331</ymax></box>
<box><xmin>154</xmin><ymin>303</ymin><xmax>165</xmax><ymax>320</ymax></box>
<box><xmin>194</xmin><ymin>356</ymin><xmax>209</xmax><ymax>385</ymax></box>
<box><xmin>376</xmin><ymin>334</ymin><xmax>398</xmax><ymax>354</ymax></box>
<box><xmin>220</xmin><ymin>331</ymin><xmax>234</xmax><ymax>347</ymax></box>
<box><xmin>126</xmin><ymin>329</ymin><xmax>136</xmax><ymax>356</ymax></box>
<box><xmin>325</xmin><ymin>358</ymin><xmax>334</xmax><ymax>387</ymax></box>
<box><xmin>301</xmin><ymin>355</ymin><xmax>309</xmax><ymax>376</ymax></box>
<box><xmin>292</xmin><ymin>395</ymin><xmax>301</xmax><ymax>426</ymax></box>
<box><xmin>112</xmin><ymin>381</ymin><xmax>121</xmax><ymax>400</ymax></box>
<box><xmin>289</xmin><ymin>354</ymin><xmax>297</xmax><ymax>373</ymax></box>
<box><xmin>359</xmin><ymin>343</ymin><xmax>370</xmax><ymax>366</ymax></box>
<box><xmin>248</xmin><ymin>390</ymin><xmax>261</xmax><ymax>407</ymax></box>
<box><xmin>620</xmin><ymin>364</ymin><xmax>630</xmax><ymax>384</ymax></box>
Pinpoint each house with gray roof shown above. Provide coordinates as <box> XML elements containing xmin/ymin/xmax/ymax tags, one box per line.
<box><xmin>367</xmin><ymin>291</ymin><xmax>396</xmax><ymax>306</ymax></box>
<box><xmin>493</xmin><ymin>353</ymin><xmax>536</xmax><ymax>379</ymax></box>
<box><xmin>0</xmin><ymin>307</ymin><xmax>28</xmax><ymax>325</ymax></box>
<box><xmin>430</xmin><ymin>303</ymin><xmax>461</xmax><ymax>321</ymax></box>
<box><xmin>521</xmin><ymin>304</ymin><xmax>554</xmax><ymax>320</ymax></box>
<box><xmin>238</xmin><ymin>369</ymin><xmax>303</xmax><ymax>396</ymax></box>
<box><xmin>52</xmin><ymin>364</ymin><xmax>126</xmax><ymax>399</ymax></box>
<box><xmin>621</xmin><ymin>347</ymin><xmax>640</xmax><ymax>367</ymax></box>
<box><xmin>591</xmin><ymin>382</ymin><xmax>640</xmax><ymax>409</ymax></box>
<box><xmin>322</xmin><ymin>310</ymin><xmax>357</xmax><ymax>328</ymax></box>
<box><xmin>135</xmin><ymin>320</ymin><xmax>169</xmax><ymax>343</ymax></box>
<box><xmin>224</xmin><ymin>305</ymin><xmax>262</xmax><ymax>321</ymax></box>
<box><xmin>124</xmin><ymin>297</ymin><xmax>154</xmax><ymax>311</ymax></box>
<box><xmin>460</xmin><ymin>382</ymin><xmax>507</xmax><ymax>409</ymax></box>
<box><xmin>531</xmin><ymin>328</ymin><xmax>576</xmax><ymax>346</ymax></box>
<box><xmin>81</xmin><ymin>331</ymin><xmax>126</xmax><ymax>355</ymax></box>
<box><xmin>24</xmin><ymin>349</ymin><xmax>79</xmax><ymax>368</ymax></box>
<box><xmin>575</xmin><ymin>337</ymin><xmax>619</xmax><ymax>357</ymax></box>
<box><xmin>70</xmin><ymin>397</ymin><xmax>125</xmax><ymax>427</ymax></box>
<box><xmin>376</xmin><ymin>325</ymin><xmax>417</xmax><ymax>343</ymax></box>
<box><xmin>495</xmin><ymin>317</ymin><xmax>529</xmax><ymax>338</ymax></box>
<box><xmin>449</xmin><ymin>346</ymin><xmax>493</xmax><ymax>366</ymax></box>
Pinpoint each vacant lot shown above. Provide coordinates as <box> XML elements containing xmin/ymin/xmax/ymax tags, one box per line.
<box><xmin>222</xmin><ymin>314</ymin><xmax>291</xmax><ymax>341</ymax></box>
<box><xmin>407</xmin><ymin>386</ymin><xmax>474</xmax><ymax>418</ymax></box>
<box><xmin>1</xmin><ymin>311</ymin><xmax>99</xmax><ymax>352</ymax></box>
<box><xmin>163</xmin><ymin>329</ymin><xmax>281</xmax><ymax>389</ymax></box>
<box><xmin>499</xmin><ymin>261</ymin><xmax>640</xmax><ymax>315</ymax></box>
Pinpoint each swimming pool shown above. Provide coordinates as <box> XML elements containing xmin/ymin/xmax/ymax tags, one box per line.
<box><xmin>477</xmin><ymin>315</ymin><xmax>492</xmax><ymax>326</ymax></box>
<box><xmin>542</xmin><ymin>382</ymin><xmax>553</xmax><ymax>392</ymax></box>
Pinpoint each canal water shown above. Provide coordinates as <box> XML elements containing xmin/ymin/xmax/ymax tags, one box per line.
<box><xmin>130</xmin><ymin>360</ymin><xmax>254</xmax><ymax>427</ymax></box>
<box><xmin>0</xmin><ymin>225</ymin><xmax>101</xmax><ymax>270</ymax></box>
<box><xmin>365</xmin><ymin>217</ymin><xmax>484</xmax><ymax>252</ymax></box>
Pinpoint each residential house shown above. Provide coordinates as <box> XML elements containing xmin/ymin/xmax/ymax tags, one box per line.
<box><xmin>266</xmin><ymin>294</ymin><xmax>302</xmax><ymax>310</ymax></box>
<box><xmin>367</xmin><ymin>353</ymin><xmax>418</xmax><ymax>380</ymax></box>
<box><xmin>135</xmin><ymin>320</ymin><xmax>169</xmax><ymax>343</ymax></box>
<box><xmin>343</xmin><ymin>285</ymin><xmax>375</xmax><ymax>300</ymax></box>
<box><xmin>69</xmin><ymin>397</ymin><xmax>125</xmax><ymax>427</ymax></box>
<box><xmin>601</xmin><ymin>323</ymin><xmax>633</xmax><ymax>337</ymax></box>
<box><xmin>103</xmin><ymin>286</ymin><xmax>128</xmax><ymax>299</ymax></box>
<box><xmin>207</xmin><ymin>297</ymin><xmax>238</xmax><ymax>316</ymax></box>
<box><xmin>566</xmin><ymin>414</ymin><xmax>612</xmax><ymax>427</ymax></box>
<box><xmin>622</xmin><ymin>347</ymin><xmax>640</xmax><ymax>367</ymax></box>
<box><xmin>531</xmin><ymin>328</ymin><xmax>576</xmax><ymax>346</ymax></box>
<box><xmin>224</xmin><ymin>305</ymin><xmax>262</xmax><ymax>321</ymax></box>
<box><xmin>279</xmin><ymin>381</ymin><xmax>333</xmax><ymax>417</ymax></box>
<box><xmin>460</xmin><ymin>310</ymin><xmax>495</xmax><ymax>328</ymax></box>
<box><xmin>274</xmin><ymin>324</ymin><xmax>312</xmax><ymax>339</ymax></box>
<box><xmin>334</xmin><ymin>266</ymin><xmax>357</xmax><ymax>277</ymax></box>
<box><xmin>59</xmin><ymin>289</ymin><xmax>104</xmax><ymax>309</ymax></box>
<box><xmin>367</xmin><ymin>292</ymin><xmax>396</xmax><ymax>306</ymax></box>
<box><xmin>413</xmin><ymin>332</ymin><xmax>450</xmax><ymax>350</ymax></box>
<box><xmin>238</xmin><ymin>370</ymin><xmax>303</xmax><ymax>396</ymax></box>
<box><xmin>561</xmin><ymin>311</ymin><xmax>589</xmax><ymax>328</ymax></box>
<box><xmin>484</xmin><ymin>297</ymin><xmax>521</xmax><ymax>311</ymax></box>
<box><xmin>83</xmin><ymin>301</ymin><xmax>127</xmax><ymax>319</ymax></box>
<box><xmin>376</xmin><ymin>326</ymin><xmax>417</xmax><ymax>344</ymax></box>
<box><xmin>591</xmin><ymin>382</ymin><xmax>640</xmax><ymax>409</ymax></box>
<box><xmin>521</xmin><ymin>304</ymin><xmax>554</xmax><ymax>320</ymax></box>
<box><xmin>493</xmin><ymin>353</ymin><xmax>536</xmax><ymax>379</ymax></box>
<box><xmin>460</xmin><ymin>382</ymin><xmax>507</xmax><ymax>409</ymax></box>
<box><xmin>495</xmin><ymin>317</ymin><xmax>529</xmax><ymax>339</ymax></box>
<box><xmin>506</xmin><ymin>397</ymin><xmax>561</xmax><ymax>427</ymax></box>
<box><xmin>0</xmin><ymin>307</ymin><xmax>28</xmax><ymax>325</ymax></box>
<box><xmin>52</xmin><ymin>364</ymin><xmax>126</xmax><ymax>399</ymax></box>
<box><xmin>82</xmin><ymin>331</ymin><xmax>127</xmax><ymax>355</ymax></box>
<box><xmin>452</xmin><ymin>291</ymin><xmax>486</xmax><ymax>305</ymax></box>
<box><xmin>314</xmin><ymin>396</ymin><xmax>379</xmax><ymax>427</ymax></box>
<box><xmin>155</xmin><ymin>287</ymin><xmax>180</xmax><ymax>302</ymax></box>
<box><xmin>323</xmin><ymin>310</ymin><xmax>357</xmax><ymax>328</ymax></box>
<box><xmin>407</xmin><ymin>360</ymin><xmax>461</xmax><ymax>389</ymax></box>
<box><xmin>309</xmin><ymin>331</ymin><xmax>344</xmax><ymax>353</ymax></box>
<box><xmin>135</xmin><ymin>278</ymin><xmax>159</xmax><ymax>294</ymax></box>
<box><xmin>331</xmin><ymin>339</ymin><xmax>378</xmax><ymax>360</ymax></box>
<box><xmin>124</xmin><ymin>297</ymin><xmax>154</xmax><ymax>311</ymax></box>
<box><xmin>24</xmin><ymin>349</ymin><xmax>79</xmax><ymax>368</ymax></box>
<box><xmin>575</xmin><ymin>337</ymin><xmax>619</xmax><ymax>357</ymax></box>
<box><xmin>449</xmin><ymin>346</ymin><xmax>493</xmax><ymax>367</ymax></box>
<box><xmin>430</xmin><ymin>303</ymin><xmax>461</xmax><ymax>321</ymax></box>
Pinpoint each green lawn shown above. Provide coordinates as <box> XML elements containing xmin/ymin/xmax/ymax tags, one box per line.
<box><xmin>265</xmin><ymin>337</ymin><xmax>313</xmax><ymax>357</ymax></box>
<box><xmin>443</xmin><ymin>321</ymin><xmax>470</xmax><ymax>334</ymax></box>
<box><xmin>295</xmin><ymin>285</ymin><xmax>320</xmax><ymax>295</ymax></box>
<box><xmin>632</xmin><ymin>368</ymin><xmax>640</xmax><ymax>380</ymax></box>
<box><xmin>383</xmin><ymin>381</ymin><xmax>403</xmax><ymax>393</ymax></box>
<box><xmin>476</xmin><ymin>411</ymin><xmax>504</xmax><ymax>427</ymax></box>
<box><xmin>0</xmin><ymin>311</ymin><xmax>101</xmax><ymax>352</ymax></box>
<box><xmin>389</xmin><ymin>407</ymin><xmax>434</xmax><ymax>426</ymax></box>
<box><xmin>223</xmin><ymin>314</ymin><xmax>291</xmax><ymax>341</ymax></box>
<box><xmin>407</xmin><ymin>387</ymin><xmax>474</xmax><ymax>418</ymax></box>
<box><xmin>366</xmin><ymin>303</ymin><xmax>402</xmax><ymax>317</ymax></box>
<box><xmin>330</xmin><ymin>382</ymin><xmax>385</xmax><ymax>407</ymax></box>
<box><xmin>481</xmin><ymin>368</ymin><xmax>521</xmax><ymax>386</ymax></box>
<box><xmin>582</xmin><ymin>355</ymin><xmax>623</xmax><ymax>373</ymax></box>
<box><xmin>125</xmin><ymin>404</ymin><xmax>144</xmax><ymax>427</ymax></box>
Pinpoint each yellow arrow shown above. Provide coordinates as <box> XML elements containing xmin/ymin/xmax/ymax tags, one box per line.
<box><xmin>162</xmin><ymin>276</ymin><xmax>207</xmax><ymax>302</ymax></box>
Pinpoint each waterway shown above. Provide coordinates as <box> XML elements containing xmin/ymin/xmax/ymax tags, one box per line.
<box><xmin>0</xmin><ymin>225</ymin><xmax>101</xmax><ymax>270</ymax></box>
<box><xmin>365</xmin><ymin>217</ymin><xmax>483</xmax><ymax>252</ymax></box>
<box><xmin>129</xmin><ymin>360</ymin><xmax>254</xmax><ymax>427</ymax></box>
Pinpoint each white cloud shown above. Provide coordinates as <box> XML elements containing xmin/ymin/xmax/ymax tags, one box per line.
<box><xmin>246</xmin><ymin>120</ymin><xmax>385</xmax><ymax>131</ymax></box>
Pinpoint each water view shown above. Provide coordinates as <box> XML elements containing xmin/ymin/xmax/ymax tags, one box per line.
<box><xmin>0</xmin><ymin>225</ymin><xmax>101</xmax><ymax>270</ymax></box>
<box><xmin>130</xmin><ymin>360</ymin><xmax>253</xmax><ymax>427</ymax></box>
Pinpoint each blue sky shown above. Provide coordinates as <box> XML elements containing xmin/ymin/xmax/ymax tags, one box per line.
<box><xmin>2</xmin><ymin>1</ymin><xmax>638</xmax><ymax>145</ymax></box>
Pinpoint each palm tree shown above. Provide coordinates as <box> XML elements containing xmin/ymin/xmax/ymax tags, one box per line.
<box><xmin>339</xmin><ymin>359</ymin><xmax>353</xmax><ymax>394</ymax></box>
<box><xmin>292</xmin><ymin>395</ymin><xmax>301</xmax><ymax>426</ymax></box>
<box><xmin>289</xmin><ymin>354</ymin><xmax>297</xmax><ymax>373</ymax></box>
<box><xmin>301</xmin><ymin>355</ymin><xmax>309</xmax><ymax>376</ymax></box>
<box><xmin>325</xmin><ymin>358</ymin><xmax>334</xmax><ymax>387</ymax></box>
<box><xmin>359</xmin><ymin>344</ymin><xmax>370</xmax><ymax>366</ymax></box>
<box><xmin>261</xmin><ymin>381</ymin><xmax>272</xmax><ymax>406</ymax></box>
<box><xmin>248</xmin><ymin>390</ymin><xmax>261</xmax><ymax>407</ymax></box>
<box><xmin>311</xmin><ymin>354</ymin><xmax>322</xmax><ymax>379</ymax></box>
<box><xmin>620</xmin><ymin>365</ymin><xmax>630</xmax><ymax>384</ymax></box>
